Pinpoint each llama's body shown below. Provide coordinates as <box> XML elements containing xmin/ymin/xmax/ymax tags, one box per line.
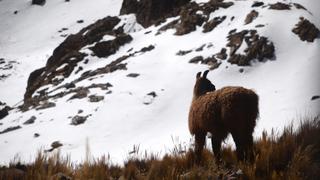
<box><xmin>188</xmin><ymin>71</ymin><xmax>259</xmax><ymax>163</ymax></box>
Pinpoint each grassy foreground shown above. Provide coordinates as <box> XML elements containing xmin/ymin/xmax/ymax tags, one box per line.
<box><xmin>1</xmin><ymin>116</ymin><xmax>319</xmax><ymax>180</ymax></box>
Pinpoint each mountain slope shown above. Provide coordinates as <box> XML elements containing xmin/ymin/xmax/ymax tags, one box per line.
<box><xmin>0</xmin><ymin>0</ymin><xmax>319</xmax><ymax>164</ymax></box>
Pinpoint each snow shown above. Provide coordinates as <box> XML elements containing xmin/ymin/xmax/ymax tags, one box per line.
<box><xmin>0</xmin><ymin>0</ymin><xmax>319</xmax><ymax>165</ymax></box>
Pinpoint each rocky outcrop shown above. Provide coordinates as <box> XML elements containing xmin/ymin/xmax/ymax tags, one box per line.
<box><xmin>90</xmin><ymin>34</ymin><xmax>133</xmax><ymax>57</ymax></box>
<box><xmin>292</xmin><ymin>17</ymin><xmax>319</xmax><ymax>42</ymax></box>
<box><xmin>244</xmin><ymin>10</ymin><xmax>258</xmax><ymax>25</ymax></box>
<box><xmin>23</xmin><ymin>16</ymin><xmax>130</xmax><ymax>109</ymax></box>
<box><xmin>203</xmin><ymin>16</ymin><xmax>226</xmax><ymax>33</ymax></box>
<box><xmin>175</xmin><ymin>1</ymin><xmax>233</xmax><ymax>35</ymax></box>
<box><xmin>0</xmin><ymin>106</ymin><xmax>10</xmax><ymax>120</ymax></box>
<box><xmin>269</xmin><ymin>2</ymin><xmax>291</xmax><ymax>10</ymax></box>
<box><xmin>0</xmin><ymin>126</ymin><xmax>21</xmax><ymax>134</ymax></box>
<box><xmin>120</xmin><ymin>0</ymin><xmax>190</xmax><ymax>27</ymax></box>
<box><xmin>227</xmin><ymin>30</ymin><xmax>275</xmax><ymax>66</ymax></box>
<box><xmin>31</xmin><ymin>0</ymin><xmax>45</xmax><ymax>6</ymax></box>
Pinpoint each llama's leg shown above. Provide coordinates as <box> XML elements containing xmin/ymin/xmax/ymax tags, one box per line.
<box><xmin>211</xmin><ymin>136</ymin><xmax>222</xmax><ymax>162</ymax></box>
<box><xmin>244</xmin><ymin>134</ymin><xmax>254</xmax><ymax>162</ymax></box>
<box><xmin>232</xmin><ymin>132</ymin><xmax>254</xmax><ymax>162</ymax></box>
<box><xmin>231</xmin><ymin>132</ymin><xmax>245</xmax><ymax>161</ymax></box>
<box><xmin>195</xmin><ymin>132</ymin><xmax>206</xmax><ymax>164</ymax></box>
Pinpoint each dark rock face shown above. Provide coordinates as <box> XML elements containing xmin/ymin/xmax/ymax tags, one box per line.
<box><xmin>251</xmin><ymin>1</ymin><xmax>264</xmax><ymax>7</ymax></box>
<box><xmin>293</xmin><ymin>3</ymin><xmax>307</xmax><ymax>10</ymax></box>
<box><xmin>90</xmin><ymin>34</ymin><xmax>133</xmax><ymax>57</ymax></box>
<box><xmin>189</xmin><ymin>55</ymin><xmax>221</xmax><ymax>70</ymax></box>
<box><xmin>189</xmin><ymin>56</ymin><xmax>204</xmax><ymax>64</ymax></box>
<box><xmin>0</xmin><ymin>106</ymin><xmax>10</xmax><ymax>120</ymax></box>
<box><xmin>127</xmin><ymin>73</ymin><xmax>140</xmax><ymax>78</ymax></box>
<box><xmin>35</xmin><ymin>101</ymin><xmax>56</xmax><ymax>110</ymax></box>
<box><xmin>45</xmin><ymin>141</ymin><xmax>63</xmax><ymax>152</ymax></box>
<box><xmin>203</xmin><ymin>16</ymin><xmax>226</xmax><ymax>33</ymax></box>
<box><xmin>120</xmin><ymin>0</ymin><xmax>190</xmax><ymax>27</ymax></box>
<box><xmin>88</xmin><ymin>95</ymin><xmax>104</xmax><ymax>102</ymax></box>
<box><xmin>176</xmin><ymin>49</ymin><xmax>192</xmax><ymax>56</ymax></box>
<box><xmin>269</xmin><ymin>2</ymin><xmax>291</xmax><ymax>10</ymax></box>
<box><xmin>23</xmin><ymin>16</ymin><xmax>127</xmax><ymax>109</ymax></box>
<box><xmin>216</xmin><ymin>48</ymin><xmax>227</xmax><ymax>60</ymax></box>
<box><xmin>0</xmin><ymin>126</ymin><xmax>21</xmax><ymax>134</ymax></box>
<box><xmin>227</xmin><ymin>30</ymin><xmax>275</xmax><ymax>66</ymax></box>
<box><xmin>244</xmin><ymin>10</ymin><xmax>258</xmax><ymax>25</ymax></box>
<box><xmin>292</xmin><ymin>17</ymin><xmax>319</xmax><ymax>42</ymax></box>
<box><xmin>32</xmin><ymin>0</ymin><xmax>46</xmax><ymax>6</ymax></box>
<box><xmin>23</xmin><ymin>116</ymin><xmax>36</xmax><ymax>125</ymax></box>
<box><xmin>311</xmin><ymin>95</ymin><xmax>320</xmax><ymax>101</ymax></box>
<box><xmin>71</xmin><ymin>115</ymin><xmax>88</xmax><ymax>125</ymax></box>
<box><xmin>175</xmin><ymin>6</ymin><xmax>206</xmax><ymax>35</ymax></box>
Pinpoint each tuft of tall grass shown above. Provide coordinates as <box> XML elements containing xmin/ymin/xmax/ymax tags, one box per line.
<box><xmin>0</xmin><ymin>116</ymin><xmax>319</xmax><ymax>179</ymax></box>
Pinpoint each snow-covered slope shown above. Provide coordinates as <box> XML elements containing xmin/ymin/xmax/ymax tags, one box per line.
<box><xmin>0</xmin><ymin>0</ymin><xmax>319</xmax><ymax>164</ymax></box>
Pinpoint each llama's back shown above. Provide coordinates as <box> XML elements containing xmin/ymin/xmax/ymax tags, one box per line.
<box><xmin>217</xmin><ymin>86</ymin><xmax>259</xmax><ymax>133</ymax></box>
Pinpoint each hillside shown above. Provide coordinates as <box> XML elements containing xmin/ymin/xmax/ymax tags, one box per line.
<box><xmin>0</xmin><ymin>0</ymin><xmax>319</xmax><ymax>165</ymax></box>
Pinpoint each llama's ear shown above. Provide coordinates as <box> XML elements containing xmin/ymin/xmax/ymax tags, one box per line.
<box><xmin>196</xmin><ymin>72</ymin><xmax>201</xmax><ymax>79</ymax></box>
<box><xmin>203</xmin><ymin>70</ymin><xmax>209</xmax><ymax>78</ymax></box>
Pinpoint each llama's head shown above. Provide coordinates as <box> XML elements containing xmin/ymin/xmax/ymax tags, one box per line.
<box><xmin>193</xmin><ymin>70</ymin><xmax>216</xmax><ymax>99</ymax></box>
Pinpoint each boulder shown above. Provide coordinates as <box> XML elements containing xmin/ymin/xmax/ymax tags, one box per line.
<box><xmin>120</xmin><ymin>0</ymin><xmax>190</xmax><ymax>27</ymax></box>
<box><xmin>292</xmin><ymin>17</ymin><xmax>319</xmax><ymax>42</ymax></box>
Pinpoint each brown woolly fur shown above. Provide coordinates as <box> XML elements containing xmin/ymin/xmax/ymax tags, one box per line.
<box><xmin>189</xmin><ymin>70</ymin><xmax>259</xmax><ymax>163</ymax></box>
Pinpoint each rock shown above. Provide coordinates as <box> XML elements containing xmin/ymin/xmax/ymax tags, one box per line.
<box><xmin>88</xmin><ymin>95</ymin><xmax>104</xmax><ymax>102</ymax></box>
<box><xmin>251</xmin><ymin>1</ymin><xmax>264</xmax><ymax>7</ymax></box>
<box><xmin>255</xmin><ymin>24</ymin><xmax>265</xmax><ymax>28</ymax></box>
<box><xmin>293</xmin><ymin>3</ymin><xmax>307</xmax><ymax>10</ymax></box>
<box><xmin>175</xmin><ymin>6</ymin><xmax>206</xmax><ymax>35</ymax></box>
<box><xmin>216</xmin><ymin>48</ymin><xmax>227</xmax><ymax>60</ymax></box>
<box><xmin>176</xmin><ymin>50</ymin><xmax>192</xmax><ymax>56</ymax></box>
<box><xmin>311</xmin><ymin>95</ymin><xmax>320</xmax><ymax>101</ymax></box>
<box><xmin>77</xmin><ymin>20</ymin><xmax>84</xmax><ymax>23</ymax></box>
<box><xmin>90</xmin><ymin>34</ymin><xmax>133</xmax><ymax>58</ymax></box>
<box><xmin>239</xmin><ymin>68</ymin><xmax>244</xmax><ymax>73</ymax></box>
<box><xmin>69</xmin><ymin>88</ymin><xmax>89</xmax><ymax>100</ymax></box>
<box><xmin>143</xmin><ymin>92</ymin><xmax>157</xmax><ymax>105</ymax></box>
<box><xmin>140</xmin><ymin>45</ymin><xmax>155</xmax><ymax>52</ymax></box>
<box><xmin>14</xmin><ymin>10</ymin><xmax>18</xmax><ymax>14</ymax></box>
<box><xmin>120</xmin><ymin>0</ymin><xmax>190</xmax><ymax>27</ymax></box>
<box><xmin>195</xmin><ymin>44</ymin><xmax>206</xmax><ymax>52</ymax></box>
<box><xmin>71</xmin><ymin>115</ymin><xmax>87</xmax><ymax>125</ymax></box>
<box><xmin>292</xmin><ymin>17</ymin><xmax>319</xmax><ymax>42</ymax></box>
<box><xmin>203</xmin><ymin>56</ymin><xmax>221</xmax><ymax>70</ymax></box>
<box><xmin>269</xmin><ymin>2</ymin><xmax>291</xmax><ymax>10</ymax></box>
<box><xmin>64</xmin><ymin>82</ymin><xmax>76</xmax><ymax>89</ymax></box>
<box><xmin>189</xmin><ymin>56</ymin><xmax>204</xmax><ymax>64</ymax></box>
<box><xmin>23</xmin><ymin>16</ymin><xmax>121</xmax><ymax>106</ymax></box>
<box><xmin>23</xmin><ymin>116</ymin><xmax>36</xmax><ymax>125</ymax></box>
<box><xmin>52</xmin><ymin>172</ymin><xmax>71</xmax><ymax>180</ymax></box>
<box><xmin>78</xmin><ymin>109</ymin><xmax>83</xmax><ymax>114</ymax></box>
<box><xmin>0</xmin><ymin>106</ymin><xmax>10</xmax><ymax>120</ymax></box>
<box><xmin>36</xmin><ymin>102</ymin><xmax>56</xmax><ymax>110</ymax></box>
<box><xmin>203</xmin><ymin>16</ymin><xmax>226</xmax><ymax>33</ymax></box>
<box><xmin>147</xmin><ymin>91</ymin><xmax>157</xmax><ymax>98</ymax></box>
<box><xmin>158</xmin><ymin>19</ymin><xmax>180</xmax><ymax>33</ymax></box>
<box><xmin>227</xmin><ymin>30</ymin><xmax>275</xmax><ymax>66</ymax></box>
<box><xmin>45</xmin><ymin>141</ymin><xmax>63</xmax><ymax>152</ymax></box>
<box><xmin>0</xmin><ymin>126</ymin><xmax>21</xmax><ymax>134</ymax></box>
<box><xmin>34</xmin><ymin>133</ymin><xmax>40</xmax><ymax>138</ymax></box>
<box><xmin>244</xmin><ymin>10</ymin><xmax>258</xmax><ymax>25</ymax></box>
<box><xmin>31</xmin><ymin>0</ymin><xmax>45</xmax><ymax>6</ymax></box>
<box><xmin>0</xmin><ymin>168</ymin><xmax>25</xmax><ymax>180</ymax></box>
<box><xmin>127</xmin><ymin>73</ymin><xmax>140</xmax><ymax>78</ymax></box>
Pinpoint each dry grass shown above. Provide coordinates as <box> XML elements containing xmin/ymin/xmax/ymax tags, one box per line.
<box><xmin>1</xmin><ymin>116</ymin><xmax>319</xmax><ymax>180</ymax></box>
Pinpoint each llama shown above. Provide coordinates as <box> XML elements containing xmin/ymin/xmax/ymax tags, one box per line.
<box><xmin>188</xmin><ymin>70</ymin><xmax>259</xmax><ymax>163</ymax></box>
